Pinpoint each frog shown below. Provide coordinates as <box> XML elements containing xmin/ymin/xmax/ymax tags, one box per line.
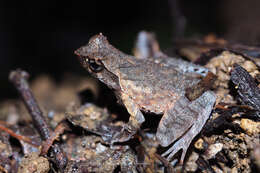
<box><xmin>74</xmin><ymin>33</ymin><xmax>216</xmax><ymax>163</ymax></box>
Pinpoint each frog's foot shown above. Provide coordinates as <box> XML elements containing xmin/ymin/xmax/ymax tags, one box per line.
<box><xmin>100</xmin><ymin>122</ymin><xmax>139</xmax><ymax>144</ymax></box>
<box><xmin>111</xmin><ymin>123</ymin><xmax>137</xmax><ymax>143</ymax></box>
<box><xmin>106</xmin><ymin>92</ymin><xmax>145</xmax><ymax>144</ymax></box>
<box><xmin>161</xmin><ymin>122</ymin><xmax>199</xmax><ymax>164</ymax></box>
<box><xmin>157</xmin><ymin>91</ymin><xmax>216</xmax><ymax>164</ymax></box>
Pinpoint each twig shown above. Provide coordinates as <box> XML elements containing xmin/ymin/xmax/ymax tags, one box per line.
<box><xmin>196</xmin><ymin>156</ymin><xmax>216</xmax><ymax>173</ymax></box>
<box><xmin>41</xmin><ymin>121</ymin><xmax>69</xmax><ymax>155</ymax></box>
<box><xmin>9</xmin><ymin>69</ymin><xmax>67</xmax><ymax>170</ymax></box>
<box><xmin>0</xmin><ymin>124</ymin><xmax>38</xmax><ymax>147</ymax></box>
<box><xmin>154</xmin><ymin>153</ymin><xmax>175</xmax><ymax>173</ymax></box>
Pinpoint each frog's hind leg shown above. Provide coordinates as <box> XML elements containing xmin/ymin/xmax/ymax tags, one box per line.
<box><xmin>157</xmin><ymin>91</ymin><xmax>216</xmax><ymax>164</ymax></box>
<box><xmin>109</xmin><ymin>92</ymin><xmax>145</xmax><ymax>143</ymax></box>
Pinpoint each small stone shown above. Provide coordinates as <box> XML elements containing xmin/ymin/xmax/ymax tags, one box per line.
<box><xmin>251</xmin><ymin>144</ymin><xmax>260</xmax><ymax>170</ymax></box>
<box><xmin>194</xmin><ymin>138</ymin><xmax>204</xmax><ymax>150</ymax></box>
<box><xmin>241</xmin><ymin>60</ymin><xmax>257</xmax><ymax>73</ymax></box>
<box><xmin>185</xmin><ymin>152</ymin><xmax>199</xmax><ymax>172</ymax></box>
<box><xmin>212</xmin><ymin>165</ymin><xmax>224</xmax><ymax>173</ymax></box>
<box><xmin>96</xmin><ymin>143</ymin><xmax>107</xmax><ymax>154</ymax></box>
<box><xmin>18</xmin><ymin>152</ymin><xmax>49</xmax><ymax>173</ymax></box>
<box><xmin>204</xmin><ymin>143</ymin><xmax>223</xmax><ymax>159</ymax></box>
<box><xmin>240</xmin><ymin>119</ymin><xmax>260</xmax><ymax>135</ymax></box>
<box><xmin>231</xmin><ymin>167</ymin><xmax>238</xmax><ymax>173</ymax></box>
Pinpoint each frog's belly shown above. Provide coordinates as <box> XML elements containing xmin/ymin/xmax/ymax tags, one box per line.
<box><xmin>120</xmin><ymin>80</ymin><xmax>180</xmax><ymax>114</ymax></box>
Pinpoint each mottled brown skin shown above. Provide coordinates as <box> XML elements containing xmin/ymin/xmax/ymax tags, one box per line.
<box><xmin>75</xmin><ymin>33</ymin><xmax>216</xmax><ymax>163</ymax></box>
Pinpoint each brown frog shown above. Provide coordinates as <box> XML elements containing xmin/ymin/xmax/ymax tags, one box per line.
<box><xmin>75</xmin><ymin>33</ymin><xmax>216</xmax><ymax>163</ymax></box>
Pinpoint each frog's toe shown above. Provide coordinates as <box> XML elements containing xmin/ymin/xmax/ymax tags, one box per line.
<box><xmin>161</xmin><ymin>133</ymin><xmax>191</xmax><ymax>164</ymax></box>
<box><xmin>104</xmin><ymin>124</ymin><xmax>136</xmax><ymax>144</ymax></box>
<box><xmin>99</xmin><ymin>124</ymin><xmax>123</xmax><ymax>143</ymax></box>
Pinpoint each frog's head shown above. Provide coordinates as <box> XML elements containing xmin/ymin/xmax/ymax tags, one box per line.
<box><xmin>75</xmin><ymin>33</ymin><xmax>121</xmax><ymax>90</ymax></box>
<box><xmin>75</xmin><ymin>33</ymin><xmax>109</xmax><ymax>73</ymax></box>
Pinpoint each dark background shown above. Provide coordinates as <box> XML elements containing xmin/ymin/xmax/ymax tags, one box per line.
<box><xmin>1</xmin><ymin>0</ymin><xmax>260</xmax><ymax>100</ymax></box>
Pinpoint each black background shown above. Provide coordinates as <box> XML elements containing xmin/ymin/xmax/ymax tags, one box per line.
<box><xmin>1</xmin><ymin>0</ymin><xmax>259</xmax><ymax>100</ymax></box>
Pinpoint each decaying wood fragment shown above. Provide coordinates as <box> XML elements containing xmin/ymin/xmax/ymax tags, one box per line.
<box><xmin>231</xmin><ymin>64</ymin><xmax>260</xmax><ymax>116</ymax></box>
<box><xmin>185</xmin><ymin>71</ymin><xmax>216</xmax><ymax>101</ymax></box>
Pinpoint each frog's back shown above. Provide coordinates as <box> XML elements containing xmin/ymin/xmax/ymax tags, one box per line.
<box><xmin>118</xmin><ymin>57</ymin><xmax>201</xmax><ymax>113</ymax></box>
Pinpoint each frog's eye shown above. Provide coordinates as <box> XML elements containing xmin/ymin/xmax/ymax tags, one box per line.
<box><xmin>88</xmin><ymin>59</ymin><xmax>104</xmax><ymax>73</ymax></box>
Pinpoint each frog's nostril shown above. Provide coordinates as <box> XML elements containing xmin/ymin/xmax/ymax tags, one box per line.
<box><xmin>74</xmin><ymin>49</ymin><xmax>80</xmax><ymax>56</ymax></box>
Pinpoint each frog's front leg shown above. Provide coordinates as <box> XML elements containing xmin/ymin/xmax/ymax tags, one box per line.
<box><xmin>109</xmin><ymin>92</ymin><xmax>145</xmax><ymax>143</ymax></box>
<box><xmin>156</xmin><ymin>91</ymin><xmax>216</xmax><ymax>164</ymax></box>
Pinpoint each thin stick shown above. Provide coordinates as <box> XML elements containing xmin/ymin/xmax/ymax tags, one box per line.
<box><xmin>9</xmin><ymin>69</ymin><xmax>67</xmax><ymax>170</ymax></box>
<box><xmin>9</xmin><ymin>70</ymin><xmax>50</xmax><ymax>139</ymax></box>
<box><xmin>41</xmin><ymin>121</ymin><xmax>69</xmax><ymax>155</ymax></box>
<box><xmin>0</xmin><ymin>124</ymin><xmax>38</xmax><ymax>147</ymax></box>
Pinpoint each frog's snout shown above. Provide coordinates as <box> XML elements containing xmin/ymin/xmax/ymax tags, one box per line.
<box><xmin>74</xmin><ymin>49</ymin><xmax>81</xmax><ymax>56</ymax></box>
<box><xmin>74</xmin><ymin>51</ymin><xmax>88</xmax><ymax>69</ymax></box>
